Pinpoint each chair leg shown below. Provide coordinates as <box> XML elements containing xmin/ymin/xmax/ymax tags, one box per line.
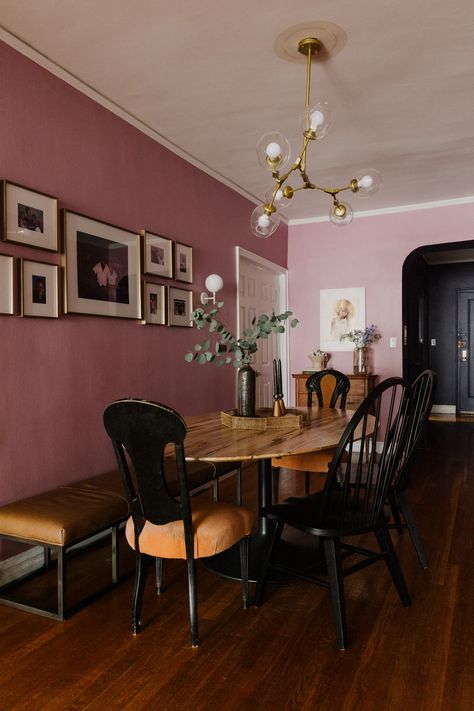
<box><xmin>388</xmin><ymin>490</ymin><xmax>404</xmax><ymax>535</ymax></box>
<box><xmin>155</xmin><ymin>557</ymin><xmax>163</xmax><ymax>594</ymax></box>
<box><xmin>397</xmin><ymin>491</ymin><xmax>428</xmax><ymax>569</ymax></box>
<box><xmin>376</xmin><ymin>524</ymin><xmax>411</xmax><ymax>607</ymax></box>
<box><xmin>253</xmin><ymin>518</ymin><xmax>283</xmax><ymax>607</ymax></box>
<box><xmin>186</xmin><ymin>557</ymin><xmax>199</xmax><ymax>647</ymax></box>
<box><xmin>213</xmin><ymin>478</ymin><xmax>219</xmax><ymax>502</ymax></box>
<box><xmin>305</xmin><ymin>471</ymin><xmax>311</xmax><ymax>495</ymax></box>
<box><xmin>240</xmin><ymin>536</ymin><xmax>250</xmax><ymax>609</ymax></box>
<box><xmin>132</xmin><ymin>551</ymin><xmax>151</xmax><ymax>635</ymax></box>
<box><xmin>272</xmin><ymin>467</ymin><xmax>280</xmax><ymax>504</ymax></box>
<box><xmin>323</xmin><ymin>537</ymin><xmax>347</xmax><ymax>650</ymax></box>
<box><xmin>236</xmin><ymin>466</ymin><xmax>242</xmax><ymax>506</ymax></box>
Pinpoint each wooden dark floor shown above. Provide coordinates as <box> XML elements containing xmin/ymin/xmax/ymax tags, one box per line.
<box><xmin>0</xmin><ymin>421</ymin><xmax>473</xmax><ymax>710</ymax></box>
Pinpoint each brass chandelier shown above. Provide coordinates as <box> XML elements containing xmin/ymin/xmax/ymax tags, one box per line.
<box><xmin>250</xmin><ymin>37</ymin><xmax>382</xmax><ymax>237</ymax></box>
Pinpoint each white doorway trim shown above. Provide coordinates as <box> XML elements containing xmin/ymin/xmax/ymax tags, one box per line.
<box><xmin>235</xmin><ymin>247</ymin><xmax>290</xmax><ymax>404</ymax></box>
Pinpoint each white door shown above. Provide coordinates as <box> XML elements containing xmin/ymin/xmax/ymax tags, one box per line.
<box><xmin>237</xmin><ymin>250</ymin><xmax>289</xmax><ymax>409</ymax></box>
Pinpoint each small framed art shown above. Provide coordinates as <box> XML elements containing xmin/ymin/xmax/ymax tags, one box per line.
<box><xmin>0</xmin><ymin>254</ymin><xmax>14</xmax><ymax>315</ymax></box>
<box><xmin>63</xmin><ymin>210</ymin><xmax>141</xmax><ymax>319</ymax></box>
<box><xmin>143</xmin><ymin>282</ymin><xmax>167</xmax><ymax>325</ymax></box>
<box><xmin>320</xmin><ymin>287</ymin><xmax>366</xmax><ymax>351</ymax></box>
<box><xmin>1</xmin><ymin>180</ymin><xmax>58</xmax><ymax>252</ymax></box>
<box><xmin>20</xmin><ymin>259</ymin><xmax>59</xmax><ymax>318</ymax></box>
<box><xmin>168</xmin><ymin>286</ymin><xmax>193</xmax><ymax>327</ymax></box>
<box><xmin>142</xmin><ymin>231</ymin><xmax>173</xmax><ymax>278</ymax></box>
<box><xmin>173</xmin><ymin>242</ymin><xmax>193</xmax><ymax>284</ymax></box>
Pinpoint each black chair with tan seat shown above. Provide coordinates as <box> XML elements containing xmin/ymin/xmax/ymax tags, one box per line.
<box><xmin>255</xmin><ymin>377</ymin><xmax>413</xmax><ymax>650</ymax></box>
<box><xmin>388</xmin><ymin>369</ymin><xmax>436</xmax><ymax>569</ymax></box>
<box><xmin>103</xmin><ymin>398</ymin><xmax>254</xmax><ymax>647</ymax></box>
<box><xmin>272</xmin><ymin>369</ymin><xmax>350</xmax><ymax>502</ymax></box>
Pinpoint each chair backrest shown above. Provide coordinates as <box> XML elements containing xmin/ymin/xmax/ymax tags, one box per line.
<box><xmin>393</xmin><ymin>369</ymin><xmax>436</xmax><ymax>491</ymax></box>
<box><xmin>318</xmin><ymin>377</ymin><xmax>413</xmax><ymax>533</ymax></box>
<box><xmin>306</xmin><ymin>369</ymin><xmax>350</xmax><ymax>408</ymax></box>
<box><xmin>103</xmin><ymin>399</ymin><xmax>193</xmax><ymax>539</ymax></box>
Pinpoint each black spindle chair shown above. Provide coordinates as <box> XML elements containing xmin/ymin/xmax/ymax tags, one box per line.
<box><xmin>388</xmin><ymin>369</ymin><xmax>436</xmax><ymax>569</ymax></box>
<box><xmin>255</xmin><ymin>377</ymin><xmax>413</xmax><ymax>650</ymax></box>
<box><xmin>272</xmin><ymin>369</ymin><xmax>350</xmax><ymax>501</ymax></box>
<box><xmin>103</xmin><ymin>398</ymin><xmax>254</xmax><ymax>647</ymax></box>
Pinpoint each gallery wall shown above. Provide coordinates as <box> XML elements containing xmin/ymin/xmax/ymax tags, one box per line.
<box><xmin>287</xmin><ymin>201</ymin><xmax>474</xmax><ymax>400</ymax></box>
<box><xmin>0</xmin><ymin>40</ymin><xmax>288</xmax><ymax>506</ymax></box>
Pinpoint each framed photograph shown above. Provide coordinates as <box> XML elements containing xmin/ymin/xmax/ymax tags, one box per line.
<box><xmin>168</xmin><ymin>286</ymin><xmax>193</xmax><ymax>327</ymax></box>
<box><xmin>141</xmin><ymin>230</ymin><xmax>173</xmax><ymax>278</ymax></box>
<box><xmin>63</xmin><ymin>210</ymin><xmax>141</xmax><ymax>319</ymax></box>
<box><xmin>320</xmin><ymin>287</ymin><xmax>366</xmax><ymax>351</ymax></box>
<box><xmin>143</xmin><ymin>282</ymin><xmax>167</xmax><ymax>325</ymax></box>
<box><xmin>174</xmin><ymin>242</ymin><xmax>193</xmax><ymax>284</ymax></box>
<box><xmin>0</xmin><ymin>254</ymin><xmax>14</xmax><ymax>315</ymax></box>
<box><xmin>1</xmin><ymin>180</ymin><xmax>58</xmax><ymax>252</ymax></box>
<box><xmin>20</xmin><ymin>259</ymin><xmax>59</xmax><ymax>318</ymax></box>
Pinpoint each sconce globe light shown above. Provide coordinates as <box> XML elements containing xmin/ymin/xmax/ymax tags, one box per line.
<box><xmin>251</xmin><ymin>34</ymin><xmax>382</xmax><ymax>237</ymax></box>
<box><xmin>201</xmin><ymin>273</ymin><xmax>224</xmax><ymax>305</ymax></box>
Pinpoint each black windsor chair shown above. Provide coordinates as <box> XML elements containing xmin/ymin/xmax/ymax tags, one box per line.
<box><xmin>255</xmin><ymin>377</ymin><xmax>413</xmax><ymax>650</ymax></box>
<box><xmin>388</xmin><ymin>369</ymin><xmax>436</xmax><ymax>569</ymax></box>
<box><xmin>272</xmin><ymin>369</ymin><xmax>350</xmax><ymax>502</ymax></box>
<box><xmin>103</xmin><ymin>398</ymin><xmax>254</xmax><ymax>647</ymax></box>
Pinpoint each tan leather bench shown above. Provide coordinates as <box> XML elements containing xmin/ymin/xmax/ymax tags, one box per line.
<box><xmin>0</xmin><ymin>460</ymin><xmax>240</xmax><ymax>620</ymax></box>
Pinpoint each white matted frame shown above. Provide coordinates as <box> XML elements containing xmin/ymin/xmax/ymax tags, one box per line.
<box><xmin>141</xmin><ymin>230</ymin><xmax>173</xmax><ymax>279</ymax></box>
<box><xmin>320</xmin><ymin>287</ymin><xmax>366</xmax><ymax>351</ymax></box>
<box><xmin>143</xmin><ymin>282</ymin><xmax>167</xmax><ymax>325</ymax></box>
<box><xmin>173</xmin><ymin>242</ymin><xmax>193</xmax><ymax>284</ymax></box>
<box><xmin>63</xmin><ymin>210</ymin><xmax>141</xmax><ymax>319</ymax></box>
<box><xmin>1</xmin><ymin>180</ymin><xmax>58</xmax><ymax>252</ymax></box>
<box><xmin>20</xmin><ymin>259</ymin><xmax>59</xmax><ymax>318</ymax></box>
<box><xmin>0</xmin><ymin>254</ymin><xmax>14</xmax><ymax>315</ymax></box>
<box><xmin>168</xmin><ymin>286</ymin><xmax>193</xmax><ymax>327</ymax></box>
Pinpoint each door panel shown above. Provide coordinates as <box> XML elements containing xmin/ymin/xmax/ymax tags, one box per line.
<box><xmin>457</xmin><ymin>289</ymin><xmax>474</xmax><ymax>413</ymax></box>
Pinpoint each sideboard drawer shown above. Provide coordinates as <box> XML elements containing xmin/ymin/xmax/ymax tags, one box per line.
<box><xmin>292</xmin><ymin>372</ymin><xmax>377</xmax><ymax>408</ymax></box>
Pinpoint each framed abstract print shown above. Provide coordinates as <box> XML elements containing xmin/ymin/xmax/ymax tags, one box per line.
<box><xmin>142</xmin><ymin>230</ymin><xmax>173</xmax><ymax>279</ymax></box>
<box><xmin>173</xmin><ymin>242</ymin><xmax>193</xmax><ymax>284</ymax></box>
<box><xmin>143</xmin><ymin>282</ymin><xmax>166</xmax><ymax>325</ymax></box>
<box><xmin>1</xmin><ymin>180</ymin><xmax>58</xmax><ymax>252</ymax></box>
<box><xmin>20</xmin><ymin>259</ymin><xmax>59</xmax><ymax>318</ymax></box>
<box><xmin>168</xmin><ymin>286</ymin><xmax>193</xmax><ymax>327</ymax></box>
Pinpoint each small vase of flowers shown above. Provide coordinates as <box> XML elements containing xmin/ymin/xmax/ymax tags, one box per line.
<box><xmin>341</xmin><ymin>324</ymin><xmax>381</xmax><ymax>374</ymax></box>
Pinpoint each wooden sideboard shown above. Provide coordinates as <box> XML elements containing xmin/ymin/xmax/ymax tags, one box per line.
<box><xmin>292</xmin><ymin>372</ymin><xmax>377</xmax><ymax>409</ymax></box>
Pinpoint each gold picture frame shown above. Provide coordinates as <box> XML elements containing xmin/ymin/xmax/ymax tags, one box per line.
<box><xmin>1</xmin><ymin>180</ymin><xmax>59</xmax><ymax>252</ymax></box>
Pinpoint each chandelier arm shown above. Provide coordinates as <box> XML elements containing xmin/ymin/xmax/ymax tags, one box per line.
<box><xmin>305</xmin><ymin>43</ymin><xmax>312</xmax><ymax>110</ymax></box>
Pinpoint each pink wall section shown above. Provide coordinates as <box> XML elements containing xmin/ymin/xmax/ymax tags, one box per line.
<box><xmin>288</xmin><ymin>202</ymin><xmax>474</xmax><ymax>399</ymax></box>
<box><xmin>0</xmin><ymin>41</ymin><xmax>288</xmax><ymax>507</ymax></box>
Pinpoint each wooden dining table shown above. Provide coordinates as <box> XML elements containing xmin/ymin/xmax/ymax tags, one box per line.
<box><xmin>182</xmin><ymin>406</ymin><xmax>375</xmax><ymax>582</ymax></box>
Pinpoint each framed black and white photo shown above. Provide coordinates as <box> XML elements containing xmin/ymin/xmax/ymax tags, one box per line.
<box><xmin>0</xmin><ymin>254</ymin><xmax>14</xmax><ymax>315</ymax></box>
<box><xmin>143</xmin><ymin>282</ymin><xmax>166</xmax><ymax>325</ymax></box>
<box><xmin>173</xmin><ymin>242</ymin><xmax>193</xmax><ymax>284</ymax></box>
<box><xmin>142</xmin><ymin>230</ymin><xmax>173</xmax><ymax>279</ymax></box>
<box><xmin>1</xmin><ymin>180</ymin><xmax>58</xmax><ymax>252</ymax></box>
<box><xmin>20</xmin><ymin>259</ymin><xmax>59</xmax><ymax>318</ymax></box>
<box><xmin>168</xmin><ymin>286</ymin><xmax>193</xmax><ymax>327</ymax></box>
<box><xmin>63</xmin><ymin>210</ymin><xmax>141</xmax><ymax>319</ymax></box>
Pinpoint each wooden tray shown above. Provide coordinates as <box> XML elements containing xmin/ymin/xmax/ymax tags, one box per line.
<box><xmin>221</xmin><ymin>408</ymin><xmax>310</xmax><ymax>430</ymax></box>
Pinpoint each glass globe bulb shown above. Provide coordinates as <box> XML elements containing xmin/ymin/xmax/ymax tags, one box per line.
<box><xmin>204</xmin><ymin>274</ymin><xmax>223</xmax><ymax>294</ymax></box>
<box><xmin>299</xmin><ymin>101</ymin><xmax>331</xmax><ymax>140</ymax></box>
<box><xmin>329</xmin><ymin>202</ymin><xmax>353</xmax><ymax>226</ymax></box>
<box><xmin>250</xmin><ymin>205</ymin><xmax>281</xmax><ymax>238</ymax></box>
<box><xmin>265</xmin><ymin>186</ymin><xmax>291</xmax><ymax>209</ymax></box>
<box><xmin>353</xmin><ymin>168</ymin><xmax>383</xmax><ymax>198</ymax></box>
<box><xmin>256</xmin><ymin>131</ymin><xmax>291</xmax><ymax>171</ymax></box>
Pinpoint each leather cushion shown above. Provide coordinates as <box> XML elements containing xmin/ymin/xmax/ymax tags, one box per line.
<box><xmin>125</xmin><ymin>499</ymin><xmax>254</xmax><ymax>559</ymax></box>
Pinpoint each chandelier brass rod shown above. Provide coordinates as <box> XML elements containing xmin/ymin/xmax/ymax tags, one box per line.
<box><xmin>305</xmin><ymin>44</ymin><xmax>312</xmax><ymax>111</ymax></box>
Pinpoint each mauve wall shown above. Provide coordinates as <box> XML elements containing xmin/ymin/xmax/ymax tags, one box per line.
<box><xmin>0</xmin><ymin>41</ymin><xmax>288</xmax><ymax>506</ymax></box>
<box><xmin>288</xmin><ymin>202</ymin><xmax>474</xmax><ymax>396</ymax></box>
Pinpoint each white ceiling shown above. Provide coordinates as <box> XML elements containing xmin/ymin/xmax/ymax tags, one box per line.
<box><xmin>1</xmin><ymin>0</ymin><xmax>474</xmax><ymax>223</ymax></box>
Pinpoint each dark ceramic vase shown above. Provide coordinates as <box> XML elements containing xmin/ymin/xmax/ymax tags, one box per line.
<box><xmin>237</xmin><ymin>364</ymin><xmax>256</xmax><ymax>417</ymax></box>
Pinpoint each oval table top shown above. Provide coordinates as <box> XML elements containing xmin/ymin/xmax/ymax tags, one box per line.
<box><xmin>183</xmin><ymin>407</ymin><xmax>374</xmax><ymax>462</ymax></box>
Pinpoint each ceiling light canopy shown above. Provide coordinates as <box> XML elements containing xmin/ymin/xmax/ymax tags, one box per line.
<box><xmin>251</xmin><ymin>36</ymin><xmax>382</xmax><ymax>238</ymax></box>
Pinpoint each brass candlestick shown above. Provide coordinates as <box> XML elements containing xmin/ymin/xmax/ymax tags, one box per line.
<box><xmin>272</xmin><ymin>358</ymin><xmax>286</xmax><ymax>416</ymax></box>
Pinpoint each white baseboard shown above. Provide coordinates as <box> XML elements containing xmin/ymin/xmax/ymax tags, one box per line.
<box><xmin>432</xmin><ymin>404</ymin><xmax>456</xmax><ymax>414</ymax></box>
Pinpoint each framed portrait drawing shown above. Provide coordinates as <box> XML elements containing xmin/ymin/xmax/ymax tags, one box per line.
<box><xmin>141</xmin><ymin>231</ymin><xmax>173</xmax><ymax>279</ymax></box>
<box><xmin>168</xmin><ymin>286</ymin><xmax>193</xmax><ymax>327</ymax></box>
<box><xmin>320</xmin><ymin>287</ymin><xmax>366</xmax><ymax>351</ymax></box>
<box><xmin>173</xmin><ymin>242</ymin><xmax>193</xmax><ymax>284</ymax></box>
<box><xmin>1</xmin><ymin>180</ymin><xmax>58</xmax><ymax>252</ymax></box>
<box><xmin>63</xmin><ymin>210</ymin><xmax>141</xmax><ymax>319</ymax></box>
<box><xmin>143</xmin><ymin>282</ymin><xmax>166</xmax><ymax>325</ymax></box>
<box><xmin>0</xmin><ymin>254</ymin><xmax>14</xmax><ymax>315</ymax></box>
<box><xmin>20</xmin><ymin>259</ymin><xmax>59</xmax><ymax>318</ymax></box>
